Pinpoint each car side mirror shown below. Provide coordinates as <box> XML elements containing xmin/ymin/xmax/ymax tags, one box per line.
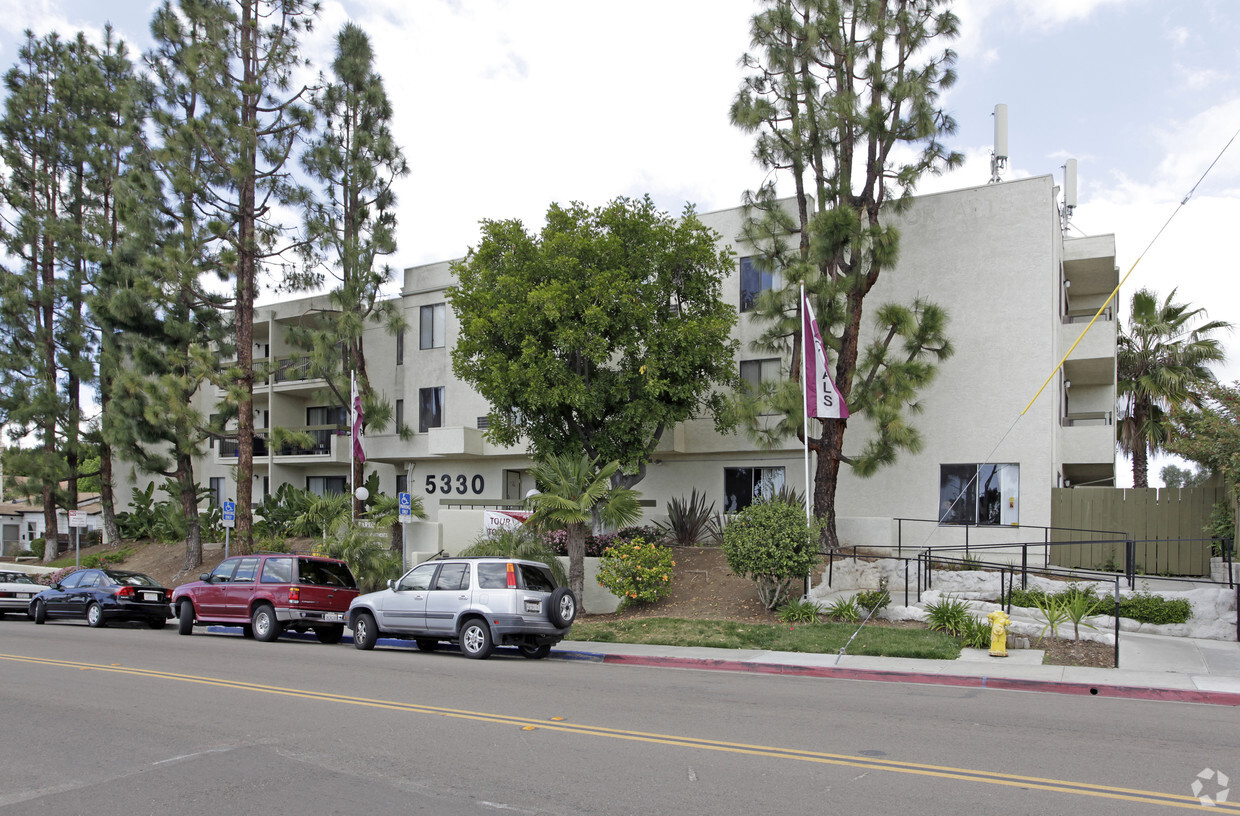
<box><xmin>387</xmin><ymin>579</ymin><xmax>398</xmax><ymax>591</ymax></box>
<box><xmin>199</xmin><ymin>573</ymin><xmax>211</xmax><ymax>583</ymax></box>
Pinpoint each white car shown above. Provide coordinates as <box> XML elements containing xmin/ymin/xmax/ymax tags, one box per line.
<box><xmin>348</xmin><ymin>556</ymin><xmax>577</xmax><ymax>660</ymax></box>
<box><xmin>0</xmin><ymin>570</ymin><xmax>43</xmax><ymax>619</ymax></box>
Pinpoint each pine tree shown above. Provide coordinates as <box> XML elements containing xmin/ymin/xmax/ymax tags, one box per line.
<box><xmin>151</xmin><ymin>0</ymin><xmax>319</xmax><ymax>552</ymax></box>
<box><xmin>730</xmin><ymin>0</ymin><xmax>961</xmax><ymax>549</ymax></box>
<box><xmin>292</xmin><ymin>22</ymin><xmax>408</xmax><ymax>518</ymax></box>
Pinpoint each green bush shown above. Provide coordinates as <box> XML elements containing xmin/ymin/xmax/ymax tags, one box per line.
<box><xmin>1118</xmin><ymin>593</ymin><xmax>1192</xmax><ymax>625</ymax></box>
<box><xmin>924</xmin><ymin>594</ymin><xmax>973</xmax><ymax>638</ymax></box>
<box><xmin>854</xmin><ymin>583</ymin><xmax>891</xmax><ymax>614</ymax></box>
<box><xmin>596</xmin><ymin>538</ymin><xmax>676</xmax><ymax>604</ymax></box>
<box><xmin>961</xmin><ymin>616</ymin><xmax>991</xmax><ymax>649</ymax></box>
<box><xmin>826</xmin><ymin>596</ymin><xmax>860</xmax><ymax>623</ymax></box>
<box><xmin>1007</xmin><ymin>584</ymin><xmax>1191</xmax><ymax>626</ymax></box>
<box><xmin>778</xmin><ymin>598</ymin><xmax>820</xmax><ymax>624</ymax></box>
<box><xmin>30</xmin><ymin>538</ymin><xmax>45</xmax><ymax>559</ymax></box>
<box><xmin>459</xmin><ymin>527</ymin><xmax>569</xmax><ymax>588</ymax></box>
<box><xmin>720</xmin><ymin>501</ymin><xmax>821</xmax><ymax>610</ymax></box>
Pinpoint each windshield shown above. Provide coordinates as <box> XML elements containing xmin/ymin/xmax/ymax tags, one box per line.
<box><xmin>0</xmin><ymin>572</ymin><xmax>35</xmax><ymax>585</ymax></box>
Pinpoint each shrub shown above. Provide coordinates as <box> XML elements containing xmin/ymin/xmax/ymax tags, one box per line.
<box><xmin>460</xmin><ymin>527</ymin><xmax>569</xmax><ymax>588</ymax></box>
<box><xmin>826</xmin><ymin>596</ymin><xmax>860</xmax><ymax>623</ymax></box>
<box><xmin>1033</xmin><ymin>594</ymin><xmax>1070</xmax><ymax>642</ymax></box>
<box><xmin>961</xmin><ymin>616</ymin><xmax>991</xmax><ymax>649</ymax></box>
<box><xmin>924</xmin><ymin>594</ymin><xmax>973</xmax><ymax>638</ymax></box>
<box><xmin>655</xmin><ymin>490</ymin><xmax>722</xmax><ymax>546</ymax></box>
<box><xmin>720</xmin><ymin>501</ymin><xmax>821</xmax><ymax>610</ymax></box>
<box><xmin>854</xmin><ymin>580</ymin><xmax>891</xmax><ymax>614</ymax></box>
<box><xmin>778</xmin><ymin>597</ymin><xmax>820</xmax><ymax>625</ymax></box>
<box><xmin>541</xmin><ymin>529</ymin><xmax>611</xmax><ymax>558</ymax></box>
<box><xmin>1118</xmin><ymin>593</ymin><xmax>1192</xmax><ymax>625</ymax></box>
<box><xmin>596</xmin><ymin>538</ymin><xmax>676</xmax><ymax>605</ymax></box>
<box><xmin>30</xmin><ymin>538</ymin><xmax>45</xmax><ymax>559</ymax></box>
<box><xmin>39</xmin><ymin>565</ymin><xmax>79</xmax><ymax>586</ymax></box>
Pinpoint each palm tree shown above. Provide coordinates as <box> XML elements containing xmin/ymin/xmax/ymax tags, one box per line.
<box><xmin>525</xmin><ymin>454</ymin><xmax>643</xmax><ymax>613</ymax></box>
<box><xmin>1118</xmin><ymin>288</ymin><xmax>1230</xmax><ymax>487</ymax></box>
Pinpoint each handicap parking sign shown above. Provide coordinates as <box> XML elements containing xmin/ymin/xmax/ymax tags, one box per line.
<box><xmin>398</xmin><ymin>492</ymin><xmax>412</xmax><ymax>523</ymax></box>
<box><xmin>222</xmin><ymin>500</ymin><xmax>236</xmax><ymax>528</ymax></box>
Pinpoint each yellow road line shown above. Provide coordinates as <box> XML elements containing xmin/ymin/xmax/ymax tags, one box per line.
<box><xmin>2</xmin><ymin>652</ymin><xmax>1230</xmax><ymax>812</ymax></box>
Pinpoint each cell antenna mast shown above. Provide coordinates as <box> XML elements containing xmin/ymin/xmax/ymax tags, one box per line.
<box><xmin>990</xmin><ymin>104</ymin><xmax>1009</xmax><ymax>183</ymax></box>
<box><xmin>1062</xmin><ymin>158</ymin><xmax>1078</xmax><ymax>232</ymax></box>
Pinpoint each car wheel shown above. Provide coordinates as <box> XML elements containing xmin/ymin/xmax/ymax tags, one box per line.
<box><xmin>548</xmin><ymin>587</ymin><xmax>577</xmax><ymax>628</ymax></box>
<box><xmin>459</xmin><ymin>619</ymin><xmax>494</xmax><ymax>660</ymax></box>
<box><xmin>518</xmin><ymin>643</ymin><xmax>552</xmax><ymax>660</ymax></box>
<box><xmin>147</xmin><ymin>618</ymin><xmax>167</xmax><ymax>630</ymax></box>
<box><xmin>33</xmin><ymin>601</ymin><xmax>46</xmax><ymax>624</ymax></box>
<box><xmin>251</xmin><ymin>604</ymin><xmax>282</xmax><ymax>642</ymax></box>
<box><xmin>86</xmin><ymin>602</ymin><xmax>106</xmax><ymax>628</ymax></box>
<box><xmin>352</xmin><ymin>612</ymin><xmax>378</xmax><ymax>650</ymax></box>
<box><xmin>314</xmin><ymin>625</ymin><xmax>344</xmax><ymax>644</ymax></box>
<box><xmin>177</xmin><ymin>601</ymin><xmax>194</xmax><ymax>635</ymax></box>
<box><xmin>415</xmin><ymin>638</ymin><xmax>439</xmax><ymax>652</ymax></box>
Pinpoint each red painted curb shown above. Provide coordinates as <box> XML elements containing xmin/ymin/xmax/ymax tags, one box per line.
<box><xmin>595</xmin><ymin>653</ymin><xmax>1240</xmax><ymax>706</ymax></box>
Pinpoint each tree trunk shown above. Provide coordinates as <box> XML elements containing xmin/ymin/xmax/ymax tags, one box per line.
<box><xmin>813</xmin><ymin>417</ymin><xmax>847</xmax><ymax>552</ymax></box>
<box><xmin>1131</xmin><ymin>404</ymin><xmax>1149</xmax><ymax>488</ymax></box>
<box><xmin>234</xmin><ymin>0</ymin><xmax>258</xmax><ymax>554</ymax></box>
<box><xmin>567</xmin><ymin>522</ymin><xmax>587</xmax><ymax>614</ymax></box>
<box><xmin>98</xmin><ymin>440</ymin><xmax>121</xmax><ymax>547</ymax></box>
<box><xmin>178</xmin><ymin>454</ymin><xmax>203</xmax><ymax>571</ymax></box>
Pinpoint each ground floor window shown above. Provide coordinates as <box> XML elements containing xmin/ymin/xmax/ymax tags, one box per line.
<box><xmin>939</xmin><ymin>463</ymin><xmax>1019</xmax><ymax>525</ymax></box>
<box><xmin>724</xmin><ymin>466</ymin><xmax>785</xmax><ymax>513</ymax></box>
<box><xmin>209</xmin><ymin>477</ymin><xmax>225</xmax><ymax>507</ymax></box>
<box><xmin>307</xmin><ymin>476</ymin><xmax>347</xmax><ymax>497</ymax></box>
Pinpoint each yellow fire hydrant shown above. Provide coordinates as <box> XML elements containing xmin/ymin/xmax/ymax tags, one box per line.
<box><xmin>987</xmin><ymin>610</ymin><xmax>1011</xmax><ymax>657</ymax></box>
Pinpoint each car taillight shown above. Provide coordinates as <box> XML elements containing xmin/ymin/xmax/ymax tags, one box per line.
<box><xmin>506</xmin><ymin>562</ymin><xmax>516</xmax><ymax>589</ymax></box>
<box><xmin>288</xmin><ymin>587</ymin><xmax>300</xmax><ymax>603</ymax></box>
<box><xmin>115</xmin><ymin>586</ymin><xmax>135</xmax><ymax>599</ymax></box>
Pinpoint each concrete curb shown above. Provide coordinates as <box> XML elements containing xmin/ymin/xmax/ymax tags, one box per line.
<box><xmin>201</xmin><ymin>625</ymin><xmax>1240</xmax><ymax>706</ymax></box>
<box><xmin>573</xmin><ymin>651</ymin><xmax>1240</xmax><ymax>706</ymax></box>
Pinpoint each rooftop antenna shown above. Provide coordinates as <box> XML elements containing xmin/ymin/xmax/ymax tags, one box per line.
<box><xmin>1061</xmin><ymin>158</ymin><xmax>1078</xmax><ymax>231</ymax></box>
<box><xmin>989</xmin><ymin>103</ymin><xmax>1008</xmax><ymax>183</ymax></box>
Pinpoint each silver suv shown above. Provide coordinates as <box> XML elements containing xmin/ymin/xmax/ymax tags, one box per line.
<box><xmin>348</xmin><ymin>556</ymin><xmax>576</xmax><ymax>659</ymax></box>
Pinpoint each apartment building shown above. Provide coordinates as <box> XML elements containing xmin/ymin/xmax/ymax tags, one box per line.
<box><xmin>113</xmin><ymin>174</ymin><xmax>1118</xmax><ymax>552</ymax></box>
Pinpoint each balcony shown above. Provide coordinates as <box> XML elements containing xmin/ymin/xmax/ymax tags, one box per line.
<box><xmin>217</xmin><ymin>426</ymin><xmax>350</xmax><ymax>464</ymax></box>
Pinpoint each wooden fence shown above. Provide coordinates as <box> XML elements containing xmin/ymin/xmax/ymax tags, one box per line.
<box><xmin>1050</xmin><ymin>485</ymin><xmax>1227</xmax><ymax>575</ymax></box>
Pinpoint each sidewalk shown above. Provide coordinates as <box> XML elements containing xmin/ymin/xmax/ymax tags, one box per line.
<box><xmin>553</xmin><ymin>631</ymin><xmax>1240</xmax><ymax>706</ymax></box>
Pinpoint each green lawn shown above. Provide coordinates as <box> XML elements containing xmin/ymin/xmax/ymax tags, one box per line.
<box><xmin>568</xmin><ymin>617</ymin><xmax>962</xmax><ymax>660</ymax></box>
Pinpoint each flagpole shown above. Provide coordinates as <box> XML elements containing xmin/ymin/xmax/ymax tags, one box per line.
<box><xmin>350</xmin><ymin>370</ymin><xmax>357</xmax><ymax>520</ymax></box>
<box><xmin>801</xmin><ymin>284</ymin><xmax>813</xmax><ymax>594</ymax></box>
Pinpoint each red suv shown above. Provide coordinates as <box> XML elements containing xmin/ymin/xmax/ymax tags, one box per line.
<box><xmin>171</xmin><ymin>553</ymin><xmax>358</xmax><ymax>643</ymax></box>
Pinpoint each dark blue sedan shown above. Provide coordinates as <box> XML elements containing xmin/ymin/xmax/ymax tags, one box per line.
<box><xmin>31</xmin><ymin>569</ymin><xmax>171</xmax><ymax>629</ymax></box>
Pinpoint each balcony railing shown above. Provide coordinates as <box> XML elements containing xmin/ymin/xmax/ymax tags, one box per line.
<box><xmin>219</xmin><ymin>433</ymin><xmax>270</xmax><ymax>457</ymax></box>
<box><xmin>274</xmin><ymin>424</ymin><xmax>347</xmax><ymax>456</ymax></box>
<box><xmin>1062</xmin><ymin>306</ymin><xmax>1113</xmax><ymax>324</ymax></box>
<box><xmin>1060</xmin><ymin>411</ymin><xmax>1113</xmax><ymax>427</ymax></box>
<box><xmin>273</xmin><ymin>355</ymin><xmax>321</xmax><ymax>384</ymax></box>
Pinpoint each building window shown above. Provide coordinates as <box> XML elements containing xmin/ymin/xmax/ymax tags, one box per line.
<box><xmin>739</xmin><ymin>358</ymin><xmax>781</xmax><ymax>393</ymax></box>
<box><xmin>419</xmin><ymin>387</ymin><xmax>444</xmax><ymax>432</ymax></box>
<box><xmin>420</xmin><ymin>303</ymin><xmax>446</xmax><ymax>349</ymax></box>
<box><xmin>209</xmin><ymin>477</ymin><xmax>225</xmax><ymax>507</ymax></box>
<box><xmin>939</xmin><ymin>464</ymin><xmax>1020</xmax><ymax>526</ymax></box>
<box><xmin>307</xmin><ymin>476</ymin><xmax>347</xmax><ymax>497</ymax></box>
<box><xmin>724</xmin><ymin>466</ymin><xmax>785</xmax><ymax>514</ymax></box>
<box><xmin>396</xmin><ymin>474</ymin><xmax>408</xmax><ymax>495</ymax></box>
<box><xmin>740</xmin><ymin>256</ymin><xmax>780</xmax><ymax>313</ymax></box>
<box><xmin>396</xmin><ymin>329</ymin><xmax>404</xmax><ymax>365</ymax></box>
<box><xmin>395</xmin><ymin>399</ymin><xmax>404</xmax><ymax>432</ymax></box>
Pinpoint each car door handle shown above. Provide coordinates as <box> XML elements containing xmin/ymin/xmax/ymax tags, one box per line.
<box><xmin>458</xmin><ymin>594</ymin><xmax>468</xmax><ymax>600</ymax></box>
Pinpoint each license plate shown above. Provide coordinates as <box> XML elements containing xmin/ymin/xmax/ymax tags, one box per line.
<box><xmin>141</xmin><ymin>592</ymin><xmax>159</xmax><ymax>601</ymax></box>
<box><xmin>524</xmin><ymin>599</ymin><xmax>541</xmax><ymax>614</ymax></box>
<box><xmin>322</xmin><ymin>612</ymin><xmax>345</xmax><ymax>622</ymax></box>
<box><xmin>16</xmin><ymin>593</ymin><xmax>30</xmax><ymax>599</ymax></box>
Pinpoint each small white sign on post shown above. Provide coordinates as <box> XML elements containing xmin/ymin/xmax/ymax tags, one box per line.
<box><xmin>67</xmin><ymin>511</ymin><xmax>87</xmax><ymax>528</ymax></box>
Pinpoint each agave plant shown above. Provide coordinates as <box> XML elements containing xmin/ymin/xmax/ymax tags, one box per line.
<box><xmin>655</xmin><ymin>489</ymin><xmax>722</xmax><ymax>546</ymax></box>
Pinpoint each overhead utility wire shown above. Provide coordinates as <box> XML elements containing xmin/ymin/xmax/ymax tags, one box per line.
<box><xmin>1021</xmin><ymin>123</ymin><xmax>1240</xmax><ymax>416</ymax></box>
<box><xmin>910</xmin><ymin>125</ymin><xmax>1240</xmax><ymax>555</ymax></box>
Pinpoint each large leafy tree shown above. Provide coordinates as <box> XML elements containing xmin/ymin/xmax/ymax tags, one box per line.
<box><xmin>730</xmin><ymin>0</ymin><xmax>961</xmax><ymax>549</ymax></box>
<box><xmin>291</xmin><ymin>21</ymin><xmax>408</xmax><ymax>517</ymax></box>
<box><xmin>449</xmin><ymin>195</ymin><xmax>739</xmax><ymax>489</ymax></box>
<box><xmin>161</xmin><ymin>0</ymin><xmax>318</xmax><ymax>552</ymax></box>
<box><xmin>1118</xmin><ymin>288</ymin><xmax>1230</xmax><ymax>488</ymax></box>
<box><xmin>525</xmin><ymin>454</ymin><xmax>642</xmax><ymax>612</ymax></box>
<box><xmin>1167</xmin><ymin>384</ymin><xmax>1240</xmax><ymax>530</ymax></box>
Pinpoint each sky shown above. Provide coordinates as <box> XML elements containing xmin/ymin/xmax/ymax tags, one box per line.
<box><xmin>2</xmin><ymin>0</ymin><xmax>1238</xmax><ymax>487</ymax></box>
